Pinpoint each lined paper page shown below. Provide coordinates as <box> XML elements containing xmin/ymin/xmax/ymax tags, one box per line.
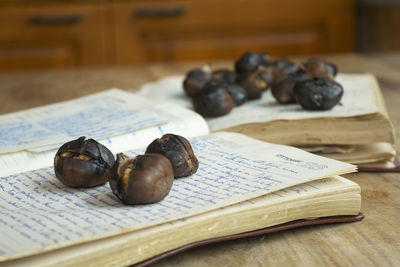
<box><xmin>2</xmin><ymin>176</ymin><xmax>360</xmax><ymax>267</ymax></box>
<box><xmin>136</xmin><ymin>73</ymin><xmax>380</xmax><ymax>130</ymax></box>
<box><xmin>0</xmin><ymin>132</ymin><xmax>354</xmax><ymax>261</ymax></box>
<box><xmin>0</xmin><ymin>90</ymin><xmax>164</xmax><ymax>153</ymax></box>
<box><xmin>0</xmin><ymin>90</ymin><xmax>209</xmax><ymax>177</ymax></box>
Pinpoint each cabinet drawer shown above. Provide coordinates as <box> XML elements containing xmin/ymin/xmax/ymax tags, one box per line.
<box><xmin>0</xmin><ymin>5</ymin><xmax>109</xmax><ymax>70</ymax></box>
<box><xmin>113</xmin><ymin>0</ymin><xmax>355</xmax><ymax>64</ymax></box>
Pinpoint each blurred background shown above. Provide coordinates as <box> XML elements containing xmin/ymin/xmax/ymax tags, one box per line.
<box><xmin>0</xmin><ymin>0</ymin><xmax>398</xmax><ymax>71</ymax></box>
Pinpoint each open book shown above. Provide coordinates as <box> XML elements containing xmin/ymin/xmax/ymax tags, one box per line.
<box><xmin>0</xmin><ymin>89</ymin><xmax>209</xmax><ymax>178</ymax></box>
<box><xmin>0</xmin><ymin>132</ymin><xmax>361</xmax><ymax>266</ymax></box>
<box><xmin>137</xmin><ymin>73</ymin><xmax>397</xmax><ymax>170</ymax></box>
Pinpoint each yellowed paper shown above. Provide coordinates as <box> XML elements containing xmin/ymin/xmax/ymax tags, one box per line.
<box><xmin>0</xmin><ymin>132</ymin><xmax>355</xmax><ymax>262</ymax></box>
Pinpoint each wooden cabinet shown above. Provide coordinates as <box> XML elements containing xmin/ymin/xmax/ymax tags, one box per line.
<box><xmin>113</xmin><ymin>0</ymin><xmax>355</xmax><ymax>64</ymax></box>
<box><xmin>0</xmin><ymin>4</ymin><xmax>109</xmax><ymax>70</ymax></box>
<box><xmin>0</xmin><ymin>0</ymin><xmax>355</xmax><ymax>70</ymax></box>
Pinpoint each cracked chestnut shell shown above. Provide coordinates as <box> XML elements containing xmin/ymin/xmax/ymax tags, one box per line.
<box><xmin>273</xmin><ymin>58</ymin><xmax>300</xmax><ymax>77</ymax></box>
<box><xmin>212</xmin><ymin>69</ymin><xmax>237</xmax><ymax>84</ymax></box>
<box><xmin>192</xmin><ymin>79</ymin><xmax>235</xmax><ymax>117</ymax></box>
<box><xmin>294</xmin><ymin>77</ymin><xmax>344</xmax><ymax>110</ymax></box>
<box><xmin>54</xmin><ymin>136</ymin><xmax>115</xmax><ymax>188</ymax></box>
<box><xmin>271</xmin><ymin>77</ymin><xmax>297</xmax><ymax>104</ymax></box>
<box><xmin>146</xmin><ymin>134</ymin><xmax>199</xmax><ymax>178</ymax></box>
<box><xmin>271</xmin><ymin>69</ymin><xmax>309</xmax><ymax>104</ymax></box>
<box><xmin>110</xmin><ymin>153</ymin><xmax>174</xmax><ymax>205</ymax></box>
<box><xmin>183</xmin><ymin>65</ymin><xmax>212</xmax><ymax>97</ymax></box>
<box><xmin>234</xmin><ymin>51</ymin><xmax>271</xmax><ymax>73</ymax></box>
<box><xmin>302</xmin><ymin>58</ymin><xmax>338</xmax><ymax>81</ymax></box>
<box><xmin>236</xmin><ymin>66</ymin><xmax>269</xmax><ymax>100</ymax></box>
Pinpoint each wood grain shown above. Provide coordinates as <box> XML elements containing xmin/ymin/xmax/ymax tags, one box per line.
<box><xmin>113</xmin><ymin>0</ymin><xmax>355</xmax><ymax>64</ymax></box>
<box><xmin>0</xmin><ymin>53</ymin><xmax>399</xmax><ymax>266</ymax></box>
<box><xmin>0</xmin><ymin>0</ymin><xmax>355</xmax><ymax>69</ymax></box>
<box><xmin>0</xmin><ymin>3</ymin><xmax>110</xmax><ymax>70</ymax></box>
<box><xmin>357</xmin><ymin>4</ymin><xmax>400</xmax><ymax>52</ymax></box>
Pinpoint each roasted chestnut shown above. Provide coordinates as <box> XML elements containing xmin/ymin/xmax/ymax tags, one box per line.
<box><xmin>234</xmin><ymin>51</ymin><xmax>271</xmax><ymax>74</ymax></box>
<box><xmin>226</xmin><ymin>84</ymin><xmax>247</xmax><ymax>106</ymax></box>
<box><xmin>258</xmin><ymin>65</ymin><xmax>275</xmax><ymax>85</ymax></box>
<box><xmin>146</xmin><ymin>134</ymin><xmax>199</xmax><ymax>178</ymax></box>
<box><xmin>54</xmin><ymin>136</ymin><xmax>115</xmax><ymax>188</ymax></box>
<box><xmin>273</xmin><ymin>58</ymin><xmax>300</xmax><ymax>76</ymax></box>
<box><xmin>271</xmin><ymin>78</ymin><xmax>297</xmax><ymax>104</ymax></box>
<box><xmin>236</xmin><ymin>66</ymin><xmax>269</xmax><ymax>100</ymax></box>
<box><xmin>110</xmin><ymin>153</ymin><xmax>174</xmax><ymax>205</ymax></box>
<box><xmin>271</xmin><ymin>69</ymin><xmax>309</xmax><ymax>104</ymax></box>
<box><xmin>192</xmin><ymin>79</ymin><xmax>235</xmax><ymax>117</ymax></box>
<box><xmin>294</xmin><ymin>77</ymin><xmax>343</xmax><ymax>110</ymax></box>
<box><xmin>212</xmin><ymin>69</ymin><xmax>237</xmax><ymax>84</ymax></box>
<box><xmin>302</xmin><ymin>58</ymin><xmax>337</xmax><ymax>81</ymax></box>
<box><xmin>183</xmin><ymin>65</ymin><xmax>212</xmax><ymax>96</ymax></box>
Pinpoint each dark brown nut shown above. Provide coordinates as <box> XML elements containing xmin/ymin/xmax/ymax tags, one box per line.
<box><xmin>212</xmin><ymin>69</ymin><xmax>237</xmax><ymax>84</ymax></box>
<box><xmin>54</xmin><ymin>136</ymin><xmax>115</xmax><ymax>188</ymax></box>
<box><xmin>192</xmin><ymin>80</ymin><xmax>235</xmax><ymax>117</ymax></box>
<box><xmin>236</xmin><ymin>66</ymin><xmax>269</xmax><ymax>100</ymax></box>
<box><xmin>326</xmin><ymin>61</ymin><xmax>338</xmax><ymax>77</ymax></box>
<box><xmin>196</xmin><ymin>78</ymin><xmax>246</xmax><ymax>106</ymax></box>
<box><xmin>234</xmin><ymin>51</ymin><xmax>271</xmax><ymax>74</ymax></box>
<box><xmin>183</xmin><ymin>64</ymin><xmax>212</xmax><ymax>97</ymax></box>
<box><xmin>258</xmin><ymin>65</ymin><xmax>275</xmax><ymax>85</ymax></box>
<box><xmin>203</xmin><ymin>78</ymin><xmax>226</xmax><ymax>88</ymax></box>
<box><xmin>294</xmin><ymin>77</ymin><xmax>344</xmax><ymax>110</ymax></box>
<box><xmin>271</xmin><ymin>69</ymin><xmax>309</xmax><ymax>104</ymax></box>
<box><xmin>271</xmin><ymin>77</ymin><xmax>297</xmax><ymax>104</ymax></box>
<box><xmin>110</xmin><ymin>153</ymin><xmax>174</xmax><ymax>205</ymax></box>
<box><xmin>146</xmin><ymin>134</ymin><xmax>199</xmax><ymax>178</ymax></box>
<box><xmin>273</xmin><ymin>58</ymin><xmax>300</xmax><ymax>76</ymax></box>
<box><xmin>301</xmin><ymin>57</ymin><xmax>338</xmax><ymax>81</ymax></box>
<box><xmin>272</xmin><ymin>58</ymin><xmax>301</xmax><ymax>83</ymax></box>
<box><xmin>226</xmin><ymin>84</ymin><xmax>247</xmax><ymax>106</ymax></box>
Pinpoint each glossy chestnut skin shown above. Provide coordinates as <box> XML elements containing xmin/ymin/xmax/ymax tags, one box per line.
<box><xmin>294</xmin><ymin>77</ymin><xmax>344</xmax><ymax>110</ymax></box>
<box><xmin>302</xmin><ymin>57</ymin><xmax>337</xmax><ymax>81</ymax></box>
<box><xmin>183</xmin><ymin>65</ymin><xmax>212</xmax><ymax>96</ymax></box>
<box><xmin>271</xmin><ymin>69</ymin><xmax>309</xmax><ymax>104</ymax></box>
<box><xmin>226</xmin><ymin>83</ymin><xmax>247</xmax><ymax>106</ymax></box>
<box><xmin>192</xmin><ymin>79</ymin><xmax>235</xmax><ymax>117</ymax></box>
<box><xmin>272</xmin><ymin>58</ymin><xmax>300</xmax><ymax>78</ymax></box>
<box><xmin>54</xmin><ymin>136</ymin><xmax>115</xmax><ymax>188</ymax></box>
<box><xmin>234</xmin><ymin>51</ymin><xmax>271</xmax><ymax>74</ymax></box>
<box><xmin>146</xmin><ymin>134</ymin><xmax>199</xmax><ymax>178</ymax></box>
<box><xmin>110</xmin><ymin>153</ymin><xmax>174</xmax><ymax>205</ymax></box>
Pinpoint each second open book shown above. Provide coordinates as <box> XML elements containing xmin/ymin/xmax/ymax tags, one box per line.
<box><xmin>137</xmin><ymin>73</ymin><xmax>397</xmax><ymax>170</ymax></box>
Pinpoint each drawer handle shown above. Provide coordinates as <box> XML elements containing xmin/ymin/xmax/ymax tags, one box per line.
<box><xmin>134</xmin><ymin>6</ymin><xmax>185</xmax><ymax>18</ymax></box>
<box><xmin>28</xmin><ymin>14</ymin><xmax>83</xmax><ymax>25</ymax></box>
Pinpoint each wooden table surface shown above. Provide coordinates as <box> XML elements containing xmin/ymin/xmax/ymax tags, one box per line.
<box><xmin>0</xmin><ymin>53</ymin><xmax>399</xmax><ymax>266</ymax></box>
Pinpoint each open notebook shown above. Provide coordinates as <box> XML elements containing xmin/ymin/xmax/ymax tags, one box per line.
<box><xmin>0</xmin><ymin>132</ymin><xmax>361</xmax><ymax>266</ymax></box>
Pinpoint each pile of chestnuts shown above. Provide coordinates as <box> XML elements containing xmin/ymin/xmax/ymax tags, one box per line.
<box><xmin>182</xmin><ymin>51</ymin><xmax>344</xmax><ymax>117</ymax></box>
<box><xmin>184</xmin><ymin>65</ymin><xmax>247</xmax><ymax>117</ymax></box>
<box><xmin>54</xmin><ymin>134</ymin><xmax>198</xmax><ymax>205</ymax></box>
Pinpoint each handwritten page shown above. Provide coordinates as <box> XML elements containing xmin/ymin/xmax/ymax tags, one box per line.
<box><xmin>0</xmin><ymin>132</ymin><xmax>355</xmax><ymax>261</ymax></box>
<box><xmin>0</xmin><ymin>89</ymin><xmax>161</xmax><ymax>153</ymax></box>
<box><xmin>136</xmin><ymin>73</ymin><xmax>380</xmax><ymax>130</ymax></box>
<box><xmin>0</xmin><ymin>90</ymin><xmax>209</xmax><ymax>177</ymax></box>
<box><xmin>2</xmin><ymin>176</ymin><xmax>360</xmax><ymax>267</ymax></box>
